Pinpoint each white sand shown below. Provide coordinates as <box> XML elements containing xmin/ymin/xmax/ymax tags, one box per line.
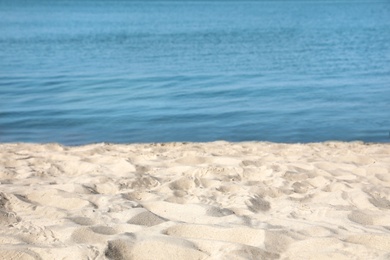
<box><xmin>0</xmin><ymin>141</ymin><xmax>389</xmax><ymax>259</ymax></box>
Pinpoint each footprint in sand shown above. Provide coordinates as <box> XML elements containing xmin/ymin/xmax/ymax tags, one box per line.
<box><xmin>246</xmin><ymin>195</ymin><xmax>271</xmax><ymax>213</ymax></box>
<box><xmin>127</xmin><ymin>210</ymin><xmax>167</xmax><ymax>227</ymax></box>
<box><xmin>346</xmin><ymin>234</ymin><xmax>390</xmax><ymax>251</ymax></box>
<box><xmin>69</xmin><ymin>216</ymin><xmax>96</xmax><ymax>226</ymax></box>
<box><xmin>0</xmin><ymin>193</ymin><xmax>20</xmax><ymax>226</ymax></box>
<box><xmin>71</xmin><ymin>225</ymin><xmax>118</xmax><ymax>244</ymax></box>
<box><xmin>0</xmin><ymin>249</ymin><xmax>41</xmax><ymax>260</ymax></box>
<box><xmin>169</xmin><ymin>176</ymin><xmax>197</xmax><ymax>191</ymax></box>
<box><xmin>27</xmin><ymin>189</ymin><xmax>90</xmax><ymax>211</ymax></box>
<box><xmin>165</xmin><ymin>224</ymin><xmax>266</xmax><ymax>247</ymax></box>
<box><xmin>140</xmin><ymin>201</ymin><xmax>240</xmax><ymax>225</ymax></box>
<box><xmin>348</xmin><ymin>210</ymin><xmax>390</xmax><ymax>226</ymax></box>
<box><xmin>105</xmin><ymin>235</ymin><xmax>207</xmax><ymax>260</ymax></box>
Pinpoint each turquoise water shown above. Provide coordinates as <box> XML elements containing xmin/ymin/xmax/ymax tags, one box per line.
<box><xmin>1</xmin><ymin>1</ymin><xmax>390</xmax><ymax>145</ymax></box>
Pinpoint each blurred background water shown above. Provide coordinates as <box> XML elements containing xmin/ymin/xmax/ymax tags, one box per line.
<box><xmin>1</xmin><ymin>0</ymin><xmax>389</xmax><ymax>145</ymax></box>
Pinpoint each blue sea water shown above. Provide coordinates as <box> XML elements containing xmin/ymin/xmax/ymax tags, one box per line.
<box><xmin>1</xmin><ymin>0</ymin><xmax>389</xmax><ymax>145</ymax></box>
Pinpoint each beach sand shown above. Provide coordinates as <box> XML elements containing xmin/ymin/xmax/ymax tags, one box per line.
<box><xmin>0</xmin><ymin>141</ymin><xmax>389</xmax><ymax>259</ymax></box>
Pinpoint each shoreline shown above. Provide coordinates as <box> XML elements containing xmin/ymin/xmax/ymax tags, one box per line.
<box><xmin>1</xmin><ymin>141</ymin><xmax>390</xmax><ymax>259</ymax></box>
<box><xmin>1</xmin><ymin>139</ymin><xmax>389</xmax><ymax>147</ymax></box>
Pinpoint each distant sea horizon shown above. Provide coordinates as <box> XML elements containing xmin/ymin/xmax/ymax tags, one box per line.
<box><xmin>1</xmin><ymin>0</ymin><xmax>389</xmax><ymax>145</ymax></box>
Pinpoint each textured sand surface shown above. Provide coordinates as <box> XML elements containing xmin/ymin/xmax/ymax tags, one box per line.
<box><xmin>0</xmin><ymin>141</ymin><xmax>389</xmax><ymax>259</ymax></box>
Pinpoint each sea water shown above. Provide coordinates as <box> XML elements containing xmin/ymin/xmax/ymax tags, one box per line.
<box><xmin>1</xmin><ymin>0</ymin><xmax>389</xmax><ymax>145</ymax></box>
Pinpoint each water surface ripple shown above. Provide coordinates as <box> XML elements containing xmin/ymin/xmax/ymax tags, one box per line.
<box><xmin>1</xmin><ymin>1</ymin><xmax>389</xmax><ymax>144</ymax></box>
